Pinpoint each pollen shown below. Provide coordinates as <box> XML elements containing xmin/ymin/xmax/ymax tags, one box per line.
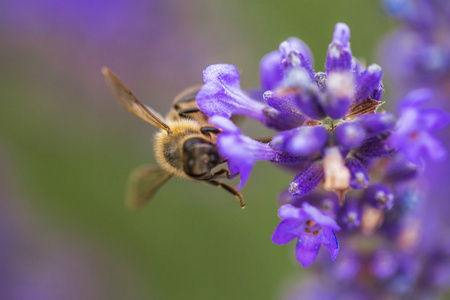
<box><xmin>306</xmin><ymin>220</ymin><xmax>315</xmax><ymax>226</ymax></box>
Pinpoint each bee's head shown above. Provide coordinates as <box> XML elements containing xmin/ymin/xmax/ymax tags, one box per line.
<box><xmin>182</xmin><ymin>137</ymin><xmax>221</xmax><ymax>177</ymax></box>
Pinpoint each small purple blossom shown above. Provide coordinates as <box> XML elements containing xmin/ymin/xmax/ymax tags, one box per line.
<box><xmin>260</xmin><ymin>37</ymin><xmax>313</xmax><ymax>91</ymax></box>
<box><xmin>370</xmin><ymin>249</ymin><xmax>398</xmax><ymax>279</ymax></box>
<box><xmin>288</xmin><ymin>162</ymin><xmax>324</xmax><ymax>198</ymax></box>
<box><xmin>326</xmin><ymin>22</ymin><xmax>352</xmax><ymax>73</ymax></box>
<box><xmin>335</xmin><ymin>122</ymin><xmax>366</xmax><ymax>149</ymax></box>
<box><xmin>388</xmin><ymin>89</ymin><xmax>449</xmax><ymax>163</ymax></box>
<box><xmin>270</xmin><ymin>126</ymin><xmax>328</xmax><ymax>155</ymax></box>
<box><xmin>197</xmin><ymin>64</ymin><xmax>267</xmax><ymax>122</ymax></box>
<box><xmin>354</xmin><ymin>64</ymin><xmax>383</xmax><ymax>103</ymax></box>
<box><xmin>364</xmin><ymin>183</ymin><xmax>395</xmax><ymax>211</ymax></box>
<box><xmin>344</xmin><ymin>157</ymin><xmax>369</xmax><ymax>190</ymax></box>
<box><xmin>355</xmin><ymin>112</ymin><xmax>396</xmax><ymax>136</ymax></box>
<box><xmin>339</xmin><ymin>200</ymin><xmax>362</xmax><ymax>230</ymax></box>
<box><xmin>272</xmin><ymin>202</ymin><xmax>341</xmax><ymax>267</ymax></box>
<box><xmin>209</xmin><ymin>116</ymin><xmax>276</xmax><ymax>189</ymax></box>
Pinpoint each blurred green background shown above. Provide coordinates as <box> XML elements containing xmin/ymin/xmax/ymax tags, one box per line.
<box><xmin>0</xmin><ymin>1</ymin><xmax>394</xmax><ymax>299</ymax></box>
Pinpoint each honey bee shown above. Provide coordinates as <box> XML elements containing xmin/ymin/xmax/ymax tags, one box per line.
<box><xmin>101</xmin><ymin>67</ymin><xmax>245</xmax><ymax>209</ymax></box>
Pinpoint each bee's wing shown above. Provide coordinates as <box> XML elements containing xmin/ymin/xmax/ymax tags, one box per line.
<box><xmin>126</xmin><ymin>165</ymin><xmax>173</xmax><ymax>209</ymax></box>
<box><xmin>101</xmin><ymin>67</ymin><xmax>172</xmax><ymax>134</ymax></box>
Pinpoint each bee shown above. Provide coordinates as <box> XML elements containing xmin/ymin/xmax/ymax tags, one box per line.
<box><xmin>101</xmin><ymin>67</ymin><xmax>245</xmax><ymax>209</ymax></box>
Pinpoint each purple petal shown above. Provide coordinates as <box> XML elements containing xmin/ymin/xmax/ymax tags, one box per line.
<box><xmin>339</xmin><ymin>200</ymin><xmax>362</xmax><ymax>229</ymax></box>
<box><xmin>354</xmin><ymin>64</ymin><xmax>383</xmax><ymax>103</ymax></box>
<box><xmin>279</xmin><ymin>38</ymin><xmax>315</xmax><ymax>81</ymax></box>
<box><xmin>351</xmin><ymin>57</ymin><xmax>363</xmax><ymax>77</ymax></box>
<box><xmin>281</xmin><ymin>69</ymin><xmax>326</xmax><ymax>120</ymax></box>
<box><xmin>357</xmin><ymin>135</ymin><xmax>393</xmax><ymax>158</ymax></box>
<box><xmin>370</xmin><ymin>250</ymin><xmax>398</xmax><ymax>279</ymax></box>
<box><xmin>399</xmin><ymin>88</ymin><xmax>433</xmax><ymax>109</ymax></box>
<box><xmin>420</xmin><ymin>108</ymin><xmax>450</xmax><ymax>131</ymax></box>
<box><xmin>355</xmin><ymin>112</ymin><xmax>395</xmax><ymax>135</ymax></box>
<box><xmin>278</xmin><ymin>204</ymin><xmax>301</xmax><ymax>219</ymax></box>
<box><xmin>197</xmin><ymin>64</ymin><xmax>266</xmax><ymax>121</ymax></box>
<box><xmin>320</xmin><ymin>228</ymin><xmax>340</xmax><ymax>261</ymax></box>
<box><xmin>262</xmin><ymin>91</ymin><xmax>306</xmax><ymax>130</ymax></box>
<box><xmin>295</xmin><ymin>235</ymin><xmax>321</xmax><ymax>267</ymax></box>
<box><xmin>203</xmin><ymin>63</ymin><xmax>241</xmax><ymax>88</ymax></box>
<box><xmin>322</xmin><ymin>72</ymin><xmax>354</xmax><ymax>119</ymax></box>
<box><xmin>335</xmin><ymin>122</ymin><xmax>366</xmax><ymax>149</ymax></box>
<box><xmin>210</xmin><ymin>116</ymin><xmax>277</xmax><ymax>189</ymax></box>
<box><xmin>371</xmin><ymin>82</ymin><xmax>384</xmax><ymax>100</ymax></box>
<box><xmin>270</xmin><ymin>126</ymin><xmax>328</xmax><ymax>156</ymax></box>
<box><xmin>263</xmin><ymin>90</ymin><xmax>302</xmax><ymax>116</ymax></box>
<box><xmin>217</xmin><ymin>134</ymin><xmax>255</xmax><ymax>189</ymax></box>
<box><xmin>301</xmin><ymin>202</ymin><xmax>341</xmax><ymax>230</ymax></box>
<box><xmin>209</xmin><ymin>116</ymin><xmax>240</xmax><ymax>133</ymax></box>
<box><xmin>419</xmin><ymin>131</ymin><xmax>447</xmax><ymax>161</ymax></box>
<box><xmin>294</xmin><ymin>91</ymin><xmax>326</xmax><ymax>120</ymax></box>
<box><xmin>262</xmin><ymin>107</ymin><xmax>306</xmax><ymax>131</ymax></box>
<box><xmin>332</xmin><ymin>23</ymin><xmax>351</xmax><ymax>46</ymax></box>
<box><xmin>259</xmin><ymin>37</ymin><xmax>314</xmax><ymax>92</ymax></box>
<box><xmin>383</xmin><ymin>154</ymin><xmax>421</xmax><ymax>182</ymax></box>
<box><xmin>326</xmin><ymin>23</ymin><xmax>352</xmax><ymax>73</ymax></box>
<box><xmin>272</xmin><ymin>218</ymin><xmax>303</xmax><ymax>245</ymax></box>
<box><xmin>280</xmin><ymin>37</ymin><xmax>314</xmax><ymax>68</ymax></box>
<box><xmin>259</xmin><ymin>50</ymin><xmax>284</xmax><ymax>91</ymax></box>
<box><xmin>395</xmin><ymin>105</ymin><xmax>420</xmax><ymax>133</ymax></box>
<box><xmin>322</xmin><ymin>94</ymin><xmax>351</xmax><ymax>120</ymax></box>
<box><xmin>317</xmin><ymin>193</ymin><xmax>340</xmax><ymax>218</ymax></box>
<box><xmin>289</xmin><ymin>162</ymin><xmax>324</xmax><ymax>198</ymax></box>
<box><xmin>345</xmin><ymin>157</ymin><xmax>369</xmax><ymax>190</ymax></box>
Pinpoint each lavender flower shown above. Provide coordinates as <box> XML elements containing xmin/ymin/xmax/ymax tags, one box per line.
<box><xmin>272</xmin><ymin>203</ymin><xmax>340</xmax><ymax>267</ymax></box>
<box><xmin>198</xmin><ymin>21</ymin><xmax>449</xmax><ymax>271</ymax></box>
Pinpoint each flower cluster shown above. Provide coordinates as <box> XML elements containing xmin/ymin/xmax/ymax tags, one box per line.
<box><xmin>197</xmin><ymin>22</ymin><xmax>449</xmax><ymax>269</ymax></box>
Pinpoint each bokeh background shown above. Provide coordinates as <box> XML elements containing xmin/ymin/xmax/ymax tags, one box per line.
<box><xmin>0</xmin><ymin>1</ymin><xmax>395</xmax><ymax>299</ymax></box>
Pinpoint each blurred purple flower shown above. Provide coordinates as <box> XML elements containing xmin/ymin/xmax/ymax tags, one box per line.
<box><xmin>387</xmin><ymin>89</ymin><xmax>449</xmax><ymax>163</ymax></box>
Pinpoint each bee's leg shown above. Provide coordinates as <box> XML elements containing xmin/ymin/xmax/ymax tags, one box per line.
<box><xmin>200</xmin><ymin>126</ymin><xmax>221</xmax><ymax>136</ymax></box>
<box><xmin>178</xmin><ymin>108</ymin><xmax>201</xmax><ymax>118</ymax></box>
<box><xmin>197</xmin><ymin>168</ymin><xmax>232</xmax><ymax>180</ymax></box>
<box><xmin>206</xmin><ymin>180</ymin><xmax>246</xmax><ymax>209</ymax></box>
<box><xmin>211</xmin><ymin>168</ymin><xmax>232</xmax><ymax>179</ymax></box>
